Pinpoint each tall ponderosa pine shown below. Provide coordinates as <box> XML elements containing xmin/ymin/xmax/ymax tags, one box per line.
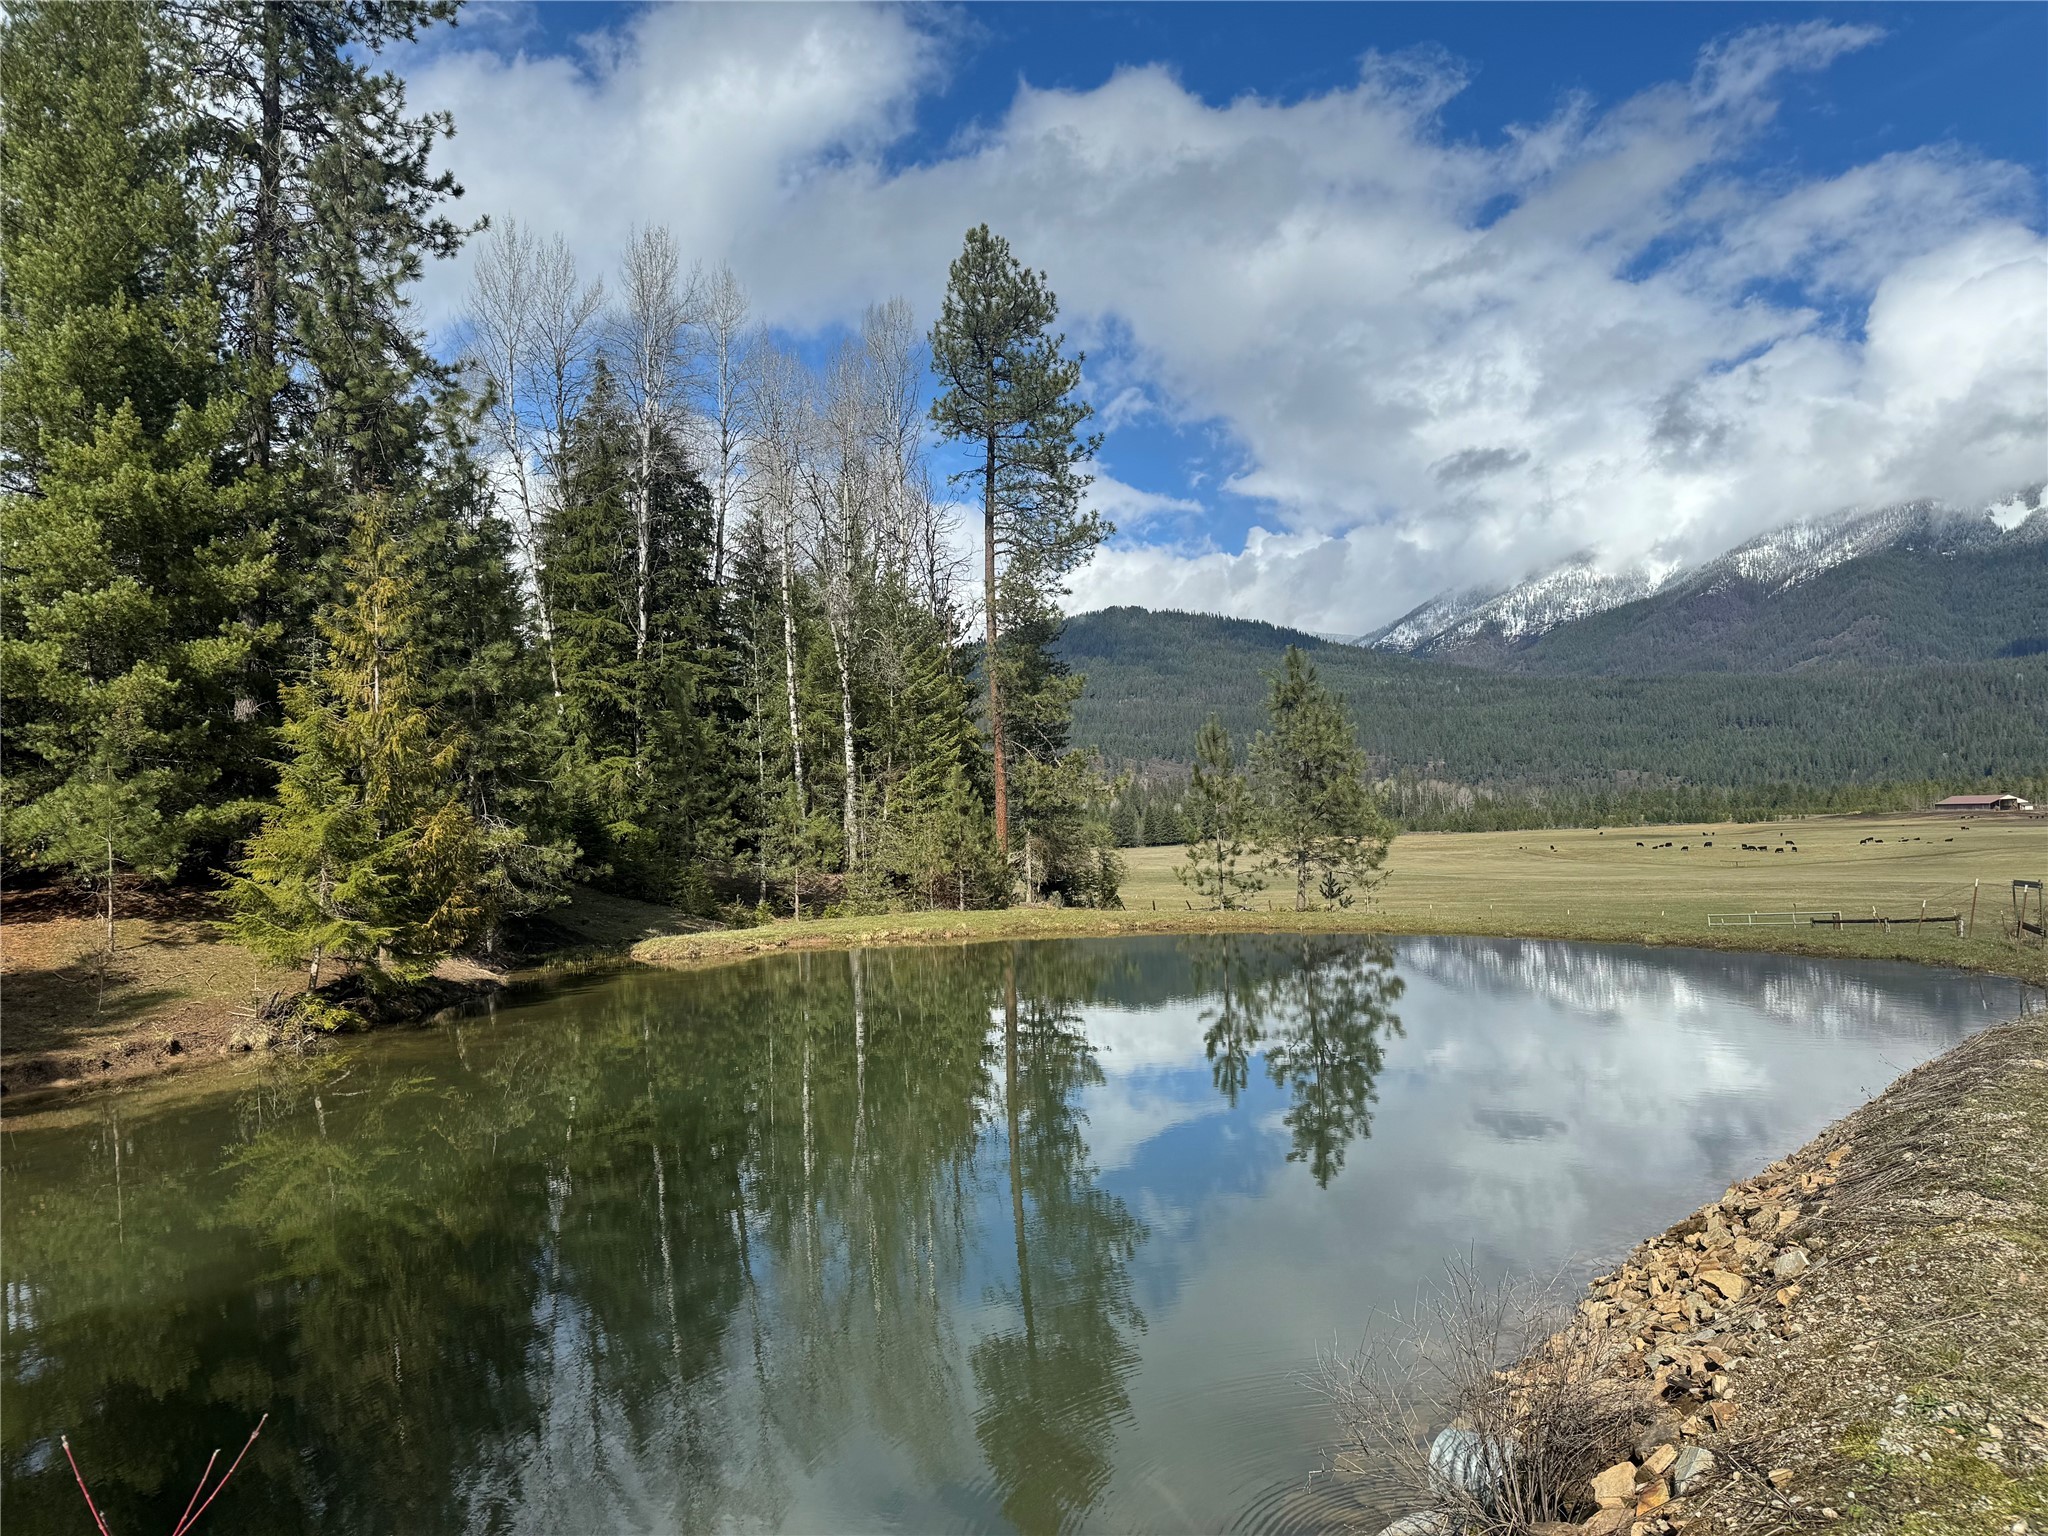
<box><xmin>227</xmin><ymin>498</ymin><xmax>480</xmax><ymax>990</ymax></box>
<box><xmin>929</xmin><ymin>224</ymin><xmax>1106</xmax><ymax>858</ymax></box>
<box><xmin>1178</xmin><ymin>715</ymin><xmax>1261</xmax><ymax>910</ymax></box>
<box><xmin>1249</xmin><ymin>647</ymin><xmax>1393</xmax><ymax>911</ymax></box>
<box><xmin>1</xmin><ymin>0</ymin><xmax>268</xmax><ymax>924</ymax></box>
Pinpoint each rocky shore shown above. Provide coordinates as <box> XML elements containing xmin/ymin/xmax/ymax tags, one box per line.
<box><xmin>1437</xmin><ymin>1006</ymin><xmax>2048</xmax><ymax>1535</ymax></box>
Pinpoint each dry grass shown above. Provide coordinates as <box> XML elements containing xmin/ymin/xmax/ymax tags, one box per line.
<box><xmin>637</xmin><ymin>812</ymin><xmax>2048</xmax><ymax>985</ymax></box>
<box><xmin>0</xmin><ymin>883</ymin><xmax>305</xmax><ymax>1098</ymax></box>
<box><xmin>1319</xmin><ymin>1262</ymin><xmax>1660</xmax><ymax>1533</ymax></box>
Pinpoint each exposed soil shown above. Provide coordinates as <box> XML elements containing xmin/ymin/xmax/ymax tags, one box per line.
<box><xmin>0</xmin><ymin>876</ymin><xmax>725</xmax><ymax>1102</ymax></box>
<box><xmin>0</xmin><ymin>882</ymin><xmax>308</xmax><ymax>1098</ymax></box>
<box><xmin>1539</xmin><ymin>1008</ymin><xmax>2048</xmax><ymax>1535</ymax></box>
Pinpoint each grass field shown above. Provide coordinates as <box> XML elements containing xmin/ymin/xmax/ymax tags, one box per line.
<box><xmin>9</xmin><ymin>812</ymin><xmax>2043</xmax><ymax>1100</ymax></box>
<box><xmin>639</xmin><ymin>812</ymin><xmax>2048</xmax><ymax>986</ymax></box>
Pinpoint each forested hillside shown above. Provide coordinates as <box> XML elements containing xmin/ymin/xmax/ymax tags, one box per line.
<box><xmin>1061</xmin><ymin>608</ymin><xmax>2048</xmax><ymax>788</ymax></box>
<box><xmin>1480</xmin><ymin>534</ymin><xmax>2048</xmax><ymax>675</ymax></box>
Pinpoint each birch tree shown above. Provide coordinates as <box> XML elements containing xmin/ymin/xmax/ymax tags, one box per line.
<box><xmin>612</xmin><ymin>225</ymin><xmax>697</xmax><ymax>662</ymax></box>
<box><xmin>693</xmin><ymin>262</ymin><xmax>751</xmax><ymax>589</ymax></box>
<box><xmin>744</xmin><ymin>334</ymin><xmax>811</xmax><ymax>830</ymax></box>
<box><xmin>463</xmin><ymin>221</ymin><xmax>604</xmax><ymax>703</ymax></box>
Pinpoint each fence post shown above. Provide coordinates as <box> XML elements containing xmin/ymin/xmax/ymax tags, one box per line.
<box><xmin>1968</xmin><ymin>879</ymin><xmax>1979</xmax><ymax>937</ymax></box>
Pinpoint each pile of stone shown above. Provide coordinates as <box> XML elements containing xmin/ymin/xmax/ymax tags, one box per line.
<box><xmin>1539</xmin><ymin>1139</ymin><xmax>1851</xmax><ymax>1533</ymax></box>
<box><xmin>1372</xmin><ymin>1139</ymin><xmax>1851</xmax><ymax>1536</ymax></box>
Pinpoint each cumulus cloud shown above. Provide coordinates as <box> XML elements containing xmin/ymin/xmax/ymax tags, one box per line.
<box><xmin>407</xmin><ymin>9</ymin><xmax>2046</xmax><ymax>633</ymax></box>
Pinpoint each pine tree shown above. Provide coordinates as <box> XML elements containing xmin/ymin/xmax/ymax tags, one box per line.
<box><xmin>1178</xmin><ymin>715</ymin><xmax>1261</xmax><ymax>910</ymax></box>
<box><xmin>929</xmin><ymin>224</ymin><xmax>1106</xmax><ymax>857</ymax></box>
<box><xmin>1</xmin><ymin>0</ymin><xmax>268</xmax><ymax>904</ymax></box>
<box><xmin>1249</xmin><ymin>647</ymin><xmax>1394</xmax><ymax>911</ymax></box>
<box><xmin>227</xmin><ymin>498</ymin><xmax>480</xmax><ymax>992</ymax></box>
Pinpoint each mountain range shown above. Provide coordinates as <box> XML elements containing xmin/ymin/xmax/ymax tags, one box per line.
<box><xmin>1348</xmin><ymin>495</ymin><xmax>2047</xmax><ymax>673</ymax></box>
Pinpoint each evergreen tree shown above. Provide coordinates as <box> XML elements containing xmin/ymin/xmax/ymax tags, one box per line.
<box><xmin>170</xmin><ymin>0</ymin><xmax>469</xmax><ymax>737</ymax></box>
<box><xmin>1249</xmin><ymin>647</ymin><xmax>1393</xmax><ymax>911</ymax></box>
<box><xmin>227</xmin><ymin>498</ymin><xmax>480</xmax><ymax>991</ymax></box>
<box><xmin>408</xmin><ymin>425</ymin><xmax>575</xmax><ymax>952</ymax></box>
<box><xmin>1177</xmin><ymin>716</ymin><xmax>1261</xmax><ymax>910</ymax></box>
<box><xmin>1</xmin><ymin>0</ymin><xmax>268</xmax><ymax>901</ymax></box>
<box><xmin>929</xmin><ymin>224</ymin><xmax>1106</xmax><ymax>857</ymax></box>
<box><xmin>867</xmin><ymin>602</ymin><xmax>1006</xmax><ymax>908</ymax></box>
<box><xmin>542</xmin><ymin>361</ymin><xmax>733</xmax><ymax>905</ymax></box>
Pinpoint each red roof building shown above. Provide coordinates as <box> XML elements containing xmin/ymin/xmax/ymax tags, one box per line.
<box><xmin>1935</xmin><ymin>794</ymin><xmax>2034</xmax><ymax>811</ymax></box>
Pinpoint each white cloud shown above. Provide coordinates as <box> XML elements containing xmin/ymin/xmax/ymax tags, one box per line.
<box><xmin>408</xmin><ymin>11</ymin><xmax>2046</xmax><ymax>633</ymax></box>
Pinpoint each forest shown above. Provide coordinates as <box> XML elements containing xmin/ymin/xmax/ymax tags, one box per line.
<box><xmin>1065</xmin><ymin>609</ymin><xmax>2048</xmax><ymax>837</ymax></box>
<box><xmin>0</xmin><ymin>1</ymin><xmax>1131</xmax><ymax>991</ymax></box>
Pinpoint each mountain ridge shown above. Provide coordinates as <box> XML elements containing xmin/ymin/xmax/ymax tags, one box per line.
<box><xmin>1055</xmin><ymin>606</ymin><xmax>2048</xmax><ymax>786</ymax></box>
<box><xmin>1341</xmin><ymin>496</ymin><xmax>2045</xmax><ymax>672</ymax></box>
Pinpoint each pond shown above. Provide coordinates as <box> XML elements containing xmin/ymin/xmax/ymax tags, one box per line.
<box><xmin>2</xmin><ymin>935</ymin><xmax>2038</xmax><ymax>1534</ymax></box>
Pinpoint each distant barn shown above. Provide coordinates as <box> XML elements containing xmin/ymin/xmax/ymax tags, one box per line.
<box><xmin>1935</xmin><ymin>793</ymin><xmax>2035</xmax><ymax>812</ymax></box>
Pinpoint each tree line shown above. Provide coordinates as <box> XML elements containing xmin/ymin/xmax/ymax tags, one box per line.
<box><xmin>1109</xmin><ymin>771</ymin><xmax>2048</xmax><ymax>842</ymax></box>
<box><xmin>1060</xmin><ymin>609</ymin><xmax>2048</xmax><ymax>797</ymax></box>
<box><xmin>1</xmin><ymin>1</ymin><xmax>1122</xmax><ymax>994</ymax></box>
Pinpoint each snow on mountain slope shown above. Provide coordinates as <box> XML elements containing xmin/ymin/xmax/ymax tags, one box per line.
<box><xmin>1350</xmin><ymin>585</ymin><xmax>1501</xmax><ymax>650</ymax></box>
<box><xmin>1360</xmin><ymin>490</ymin><xmax>2043</xmax><ymax>658</ymax></box>
<box><xmin>1419</xmin><ymin>555</ymin><xmax>1680</xmax><ymax>651</ymax></box>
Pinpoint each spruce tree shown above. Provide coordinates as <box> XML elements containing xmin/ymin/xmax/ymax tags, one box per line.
<box><xmin>409</xmin><ymin>427</ymin><xmax>576</xmax><ymax>952</ymax></box>
<box><xmin>929</xmin><ymin>224</ymin><xmax>1106</xmax><ymax>858</ymax></box>
<box><xmin>542</xmin><ymin>361</ymin><xmax>732</xmax><ymax>904</ymax></box>
<box><xmin>227</xmin><ymin>498</ymin><xmax>480</xmax><ymax>991</ymax></box>
<box><xmin>1178</xmin><ymin>715</ymin><xmax>1261</xmax><ymax>910</ymax></box>
<box><xmin>1249</xmin><ymin>647</ymin><xmax>1394</xmax><ymax>911</ymax></box>
<box><xmin>876</xmin><ymin>634</ymin><xmax>1005</xmax><ymax>907</ymax></box>
<box><xmin>1</xmin><ymin>0</ymin><xmax>268</xmax><ymax>903</ymax></box>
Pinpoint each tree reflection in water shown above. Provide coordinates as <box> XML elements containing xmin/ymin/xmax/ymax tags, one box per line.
<box><xmin>1193</xmin><ymin>934</ymin><xmax>1405</xmax><ymax>1186</ymax></box>
<box><xmin>2</xmin><ymin>935</ymin><xmax>1401</xmax><ymax>1533</ymax></box>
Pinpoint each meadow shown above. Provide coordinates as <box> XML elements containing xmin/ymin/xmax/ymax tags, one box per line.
<box><xmin>640</xmin><ymin>812</ymin><xmax>2048</xmax><ymax>986</ymax></box>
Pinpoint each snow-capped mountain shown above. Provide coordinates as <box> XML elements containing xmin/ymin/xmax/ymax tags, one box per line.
<box><xmin>1688</xmin><ymin>499</ymin><xmax>2031</xmax><ymax>596</ymax></box>
<box><xmin>1360</xmin><ymin>491</ymin><xmax>2045</xmax><ymax>662</ymax></box>
<box><xmin>1351</xmin><ymin>585</ymin><xmax>1501</xmax><ymax>650</ymax></box>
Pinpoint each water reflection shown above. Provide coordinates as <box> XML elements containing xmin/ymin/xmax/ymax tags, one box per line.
<box><xmin>2</xmin><ymin>936</ymin><xmax>2034</xmax><ymax>1535</ymax></box>
<box><xmin>1194</xmin><ymin>936</ymin><xmax>1404</xmax><ymax>1187</ymax></box>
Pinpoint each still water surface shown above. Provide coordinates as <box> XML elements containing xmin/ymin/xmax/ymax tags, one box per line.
<box><xmin>3</xmin><ymin>935</ymin><xmax>2038</xmax><ymax>1534</ymax></box>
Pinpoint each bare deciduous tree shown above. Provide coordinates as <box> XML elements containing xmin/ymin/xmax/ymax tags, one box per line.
<box><xmin>612</xmin><ymin>225</ymin><xmax>699</xmax><ymax>660</ymax></box>
<box><xmin>692</xmin><ymin>262</ymin><xmax>751</xmax><ymax>589</ymax></box>
<box><xmin>744</xmin><ymin>333</ymin><xmax>811</xmax><ymax>835</ymax></box>
<box><xmin>462</xmin><ymin>220</ymin><xmax>605</xmax><ymax>705</ymax></box>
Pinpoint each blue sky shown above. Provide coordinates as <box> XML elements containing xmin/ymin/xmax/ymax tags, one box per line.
<box><xmin>411</xmin><ymin>3</ymin><xmax>2047</xmax><ymax>632</ymax></box>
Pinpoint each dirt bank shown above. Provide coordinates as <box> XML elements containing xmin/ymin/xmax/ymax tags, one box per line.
<box><xmin>0</xmin><ymin>883</ymin><xmax>701</xmax><ymax>1102</ymax></box>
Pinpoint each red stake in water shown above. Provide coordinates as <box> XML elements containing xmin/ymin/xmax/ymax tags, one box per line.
<box><xmin>60</xmin><ymin>1435</ymin><xmax>112</xmax><ymax>1536</ymax></box>
<box><xmin>62</xmin><ymin>1413</ymin><xmax>268</xmax><ymax>1536</ymax></box>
